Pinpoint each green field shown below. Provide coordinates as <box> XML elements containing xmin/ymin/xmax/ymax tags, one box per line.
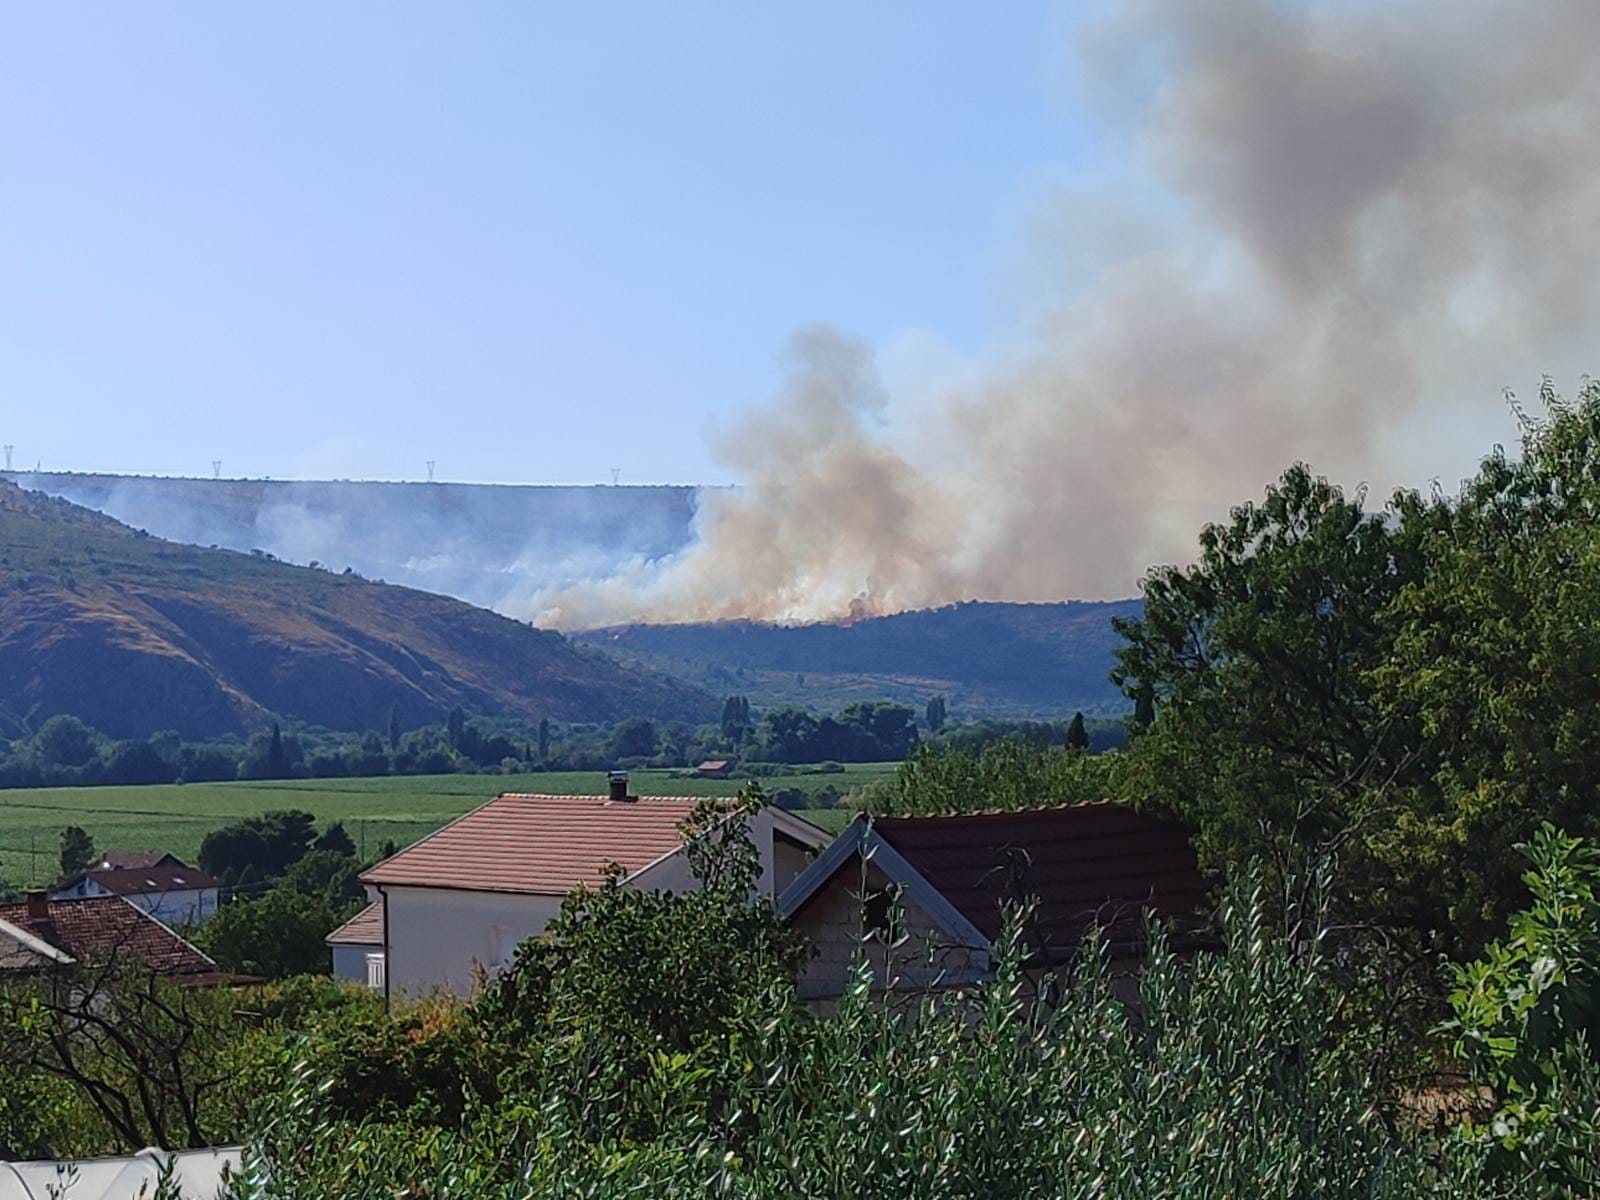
<box><xmin>0</xmin><ymin>766</ymin><xmax>887</xmax><ymax>888</ymax></box>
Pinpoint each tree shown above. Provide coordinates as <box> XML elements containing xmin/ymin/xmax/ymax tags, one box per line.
<box><xmin>266</xmin><ymin>723</ymin><xmax>288</xmax><ymax>778</ymax></box>
<box><xmin>103</xmin><ymin>740</ymin><xmax>178</xmax><ymax>785</ymax></box>
<box><xmin>283</xmin><ymin>849</ymin><xmax>365</xmax><ymax>906</ymax></box>
<box><xmin>1065</xmin><ymin>711</ymin><xmax>1089</xmax><ymax>751</ymax></box>
<box><xmin>313</xmin><ymin>821</ymin><xmax>356</xmax><ymax>857</ymax></box>
<box><xmin>720</xmin><ymin>695</ymin><xmax>752</xmax><ymax>741</ymax></box>
<box><xmin>609</xmin><ymin>717</ymin><xmax>659</xmax><ymax>761</ymax></box>
<box><xmin>59</xmin><ymin>825</ymin><xmax>95</xmax><ymax>880</ymax></box>
<box><xmin>33</xmin><ymin>714</ymin><xmax>99</xmax><ymax>769</ymax></box>
<box><xmin>199</xmin><ymin>810</ymin><xmax>317</xmax><ymax>883</ymax></box>
<box><xmin>1132</xmin><ymin>684</ymin><xmax>1156</xmax><ymax>730</ymax></box>
<box><xmin>194</xmin><ymin>887</ymin><xmax>345</xmax><ymax>979</ymax></box>
<box><xmin>447</xmin><ymin>706</ymin><xmax>467</xmax><ymax>752</ymax></box>
<box><xmin>924</xmin><ymin>696</ymin><xmax>947</xmax><ymax>733</ymax></box>
<box><xmin>387</xmin><ymin>704</ymin><xmax>402</xmax><ymax>752</ymax></box>
<box><xmin>537</xmin><ymin>718</ymin><xmax>551</xmax><ymax>762</ymax></box>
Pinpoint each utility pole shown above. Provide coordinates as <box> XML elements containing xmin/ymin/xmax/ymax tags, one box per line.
<box><xmin>426</xmin><ymin>459</ymin><xmax>436</xmax><ymax>483</ymax></box>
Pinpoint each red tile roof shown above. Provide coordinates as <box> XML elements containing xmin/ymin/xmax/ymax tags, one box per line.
<box><xmin>0</xmin><ymin>897</ymin><xmax>216</xmax><ymax>976</ymax></box>
<box><xmin>361</xmin><ymin>794</ymin><xmax>703</xmax><ymax>895</ymax></box>
<box><xmin>74</xmin><ymin>863</ymin><xmax>221</xmax><ymax>897</ymax></box>
<box><xmin>873</xmin><ymin>804</ymin><xmax>1212</xmax><ymax>955</ymax></box>
<box><xmin>98</xmin><ymin>850</ymin><xmax>183</xmax><ymax>871</ymax></box>
<box><xmin>326</xmin><ymin>901</ymin><xmax>385</xmax><ymax>946</ymax></box>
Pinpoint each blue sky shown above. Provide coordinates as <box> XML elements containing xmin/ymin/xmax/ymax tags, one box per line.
<box><xmin>0</xmin><ymin>2</ymin><xmax>1081</xmax><ymax>485</ymax></box>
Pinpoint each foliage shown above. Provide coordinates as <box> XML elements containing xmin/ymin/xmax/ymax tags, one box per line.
<box><xmin>58</xmin><ymin>823</ymin><xmax>95</xmax><ymax>880</ymax></box>
<box><xmin>193</xmin><ymin>886</ymin><xmax>350</xmax><ymax>979</ymax></box>
<box><xmin>862</xmin><ymin>739</ymin><xmax>1142</xmax><ymax>817</ymax></box>
<box><xmin>1065</xmin><ymin>710</ymin><xmax>1088</xmax><ymax>750</ymax></box>
<box><xmin>1443</xmin><ymin>823</ymin><xmax>1600</xmax><ymax>1186</ymax></box>
<box><xmin>1114</xmin><ymin>382</ymin><xmax>1600</xmax><ymax>963</ymax></box>
<box><xmin>198</xmin><ymin>810</ymin><xmax>318</xmax><ymax>883</ymax></box>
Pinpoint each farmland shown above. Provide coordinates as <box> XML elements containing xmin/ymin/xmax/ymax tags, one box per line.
<box><xmin>0</xmin><ymin>766</ymin><xmax>886</xmax><ymax>888</ymax></box>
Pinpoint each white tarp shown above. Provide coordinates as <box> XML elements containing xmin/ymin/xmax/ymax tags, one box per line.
<box><xmin>0</xmin><ymin>1147</ymin><xmax>241</xmax><ymax>1199</ymax></box>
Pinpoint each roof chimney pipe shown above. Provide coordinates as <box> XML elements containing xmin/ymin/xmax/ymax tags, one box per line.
<box><xmin>25</xmin><ymin>890</ymin><xmax>48</xmax><ymax>920</ymax></box>
<box><xmin>607</xmin><ymin>770</ymin><xmax>632</xmax><ymax>803</ymax></box>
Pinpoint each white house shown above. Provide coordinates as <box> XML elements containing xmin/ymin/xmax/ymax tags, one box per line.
<box><xmin>352</xmin><ymin>785</ymin><xmax>829</xmax><ymax>998</ymax></box>
<box><xmin>53</xmin><ymin>853</ymin><xmax>221</xmax><ymax>928</ymax></box>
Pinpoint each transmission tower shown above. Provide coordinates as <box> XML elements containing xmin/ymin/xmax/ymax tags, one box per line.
<box><xmin>426</xmin><ymin>459</ymin><xmax>436</xmax><ymax>483</ymax></box>
<box><xmin>212</xmin><ymin>460</ymin><xmax>222</xmax><ymax>479</ymax></box>
<box><xmin>2</xmin><ymin>445</ymin><xmax>12</xmax><ymax>472</ymax></box>
<box><xmin>610</xmin><ymin>467</ymin><xmax>621</xmax><ymax>485</ymax></box>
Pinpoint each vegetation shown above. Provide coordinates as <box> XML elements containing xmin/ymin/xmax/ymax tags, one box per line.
<box><xmin>575</xmin><ymin>599</ymin><xmax>1141</xmax><ymax>718</ymax></box>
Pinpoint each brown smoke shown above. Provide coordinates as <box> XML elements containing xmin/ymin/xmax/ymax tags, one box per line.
<box><xmin>533</xmin><ymin>0</ymin><xmax>1600</xmax><ymax>629</ymax></box>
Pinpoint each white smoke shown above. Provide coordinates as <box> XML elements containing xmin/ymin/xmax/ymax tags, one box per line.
<box><xmin>533</xmin><ymin>0</ymin><xmax>1600</xmax><ymax>628</ymax></box>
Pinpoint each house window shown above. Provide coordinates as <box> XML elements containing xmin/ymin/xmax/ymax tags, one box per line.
<box><xmin>365</xmin><ymin>952</ymin><xmax>386</xmax><ymax>991</ymax></box>
<box><xmin>864</xmin><ymin>884</ymin><xmax>902</xmax><ymax>939</ymax></box>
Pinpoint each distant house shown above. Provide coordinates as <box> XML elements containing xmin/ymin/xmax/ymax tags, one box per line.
<box><xmin>54</xmin><ymin>854</ymin><xmax>221</xmax><ymax>927</ymax></box>
<box><xmin>777</xmin><ymin>804</ymin><xmax>1211</xmax><ymax>1002</ymax></box>
<box><xmin>360</xmin><ymin>781</ymin><xmax>830</xmax><ymax>997</ymax></box>
<box><xmin>695</xmin><ymin>759</ymin><xmax>734</xmax><ymax>779</ymax></box>
<box><xmin>0</xmin><ymin>892</ymin><xmax>221</xmax><ymax>982</ymax></box>
<box><xmin>327</xmin><ymin>901</ymin><xmax>386</xmax><ymax>990</ymax></box>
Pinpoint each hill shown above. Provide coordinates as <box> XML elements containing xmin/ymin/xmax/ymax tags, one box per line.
<box><xmin>573</xmin><ymin>600</ymin><xmax>1142</xmax><ymax>719</ymax></box>
<box><xmin>0</xmin><ymin>481</ymin><xmax>714</xmax><ymax>738</ymax></box>
<box><xmin>1</xmin><ymin>471</ymin><xmax>700</xmax><ymax>617</ymax></box>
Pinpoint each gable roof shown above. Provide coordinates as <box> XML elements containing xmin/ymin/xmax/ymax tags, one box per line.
<box><xmin>98</xmin><ymin>850</ymin><xmax>185</xmax><ymax>871</ymax></box>
<box><xmin>0</xmin><ymin>897</ymin><xmax>216</xmax><ymax>976</ymax></box>
<box><xmin>326</xmin><ymin>901</ymin><xmax>385</xmax><ymax>947</ymax></box>
<box><xmin>67</xmin><ymin>863</ymin><xmax>221</xmax><ymax>897</ymax></box>
<box><xmin>361</xmin><ymin>793</ymin><xmax>704</xmax><ymax>895</ymax></box>
<box><xmin>780</xmin><ymin>804</ymin><xmax>1211</xmax><ymax>960</ymax></box>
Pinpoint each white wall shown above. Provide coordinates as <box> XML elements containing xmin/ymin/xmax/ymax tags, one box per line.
<box><xmin>331</xmin><ymin>944</ymin><xmax>376</xmax><ymax>986</ymax></box>
<box><xmin>381</xmin><ymin>808</ymin><xmax>826</xmax><ymax>998</ymax></box>
<box><xmin>383</xmin><ymin>886</ymin><xmax>563</xmax><ymax>998</ymax></box>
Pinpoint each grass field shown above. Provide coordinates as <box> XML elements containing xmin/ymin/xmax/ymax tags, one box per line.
<box><xmin>0</xmin><ymin>766</ymin><xmax>889</xmax><ymax>888</ymax></box>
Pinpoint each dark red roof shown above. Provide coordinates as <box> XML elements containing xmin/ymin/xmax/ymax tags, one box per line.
<box><xmin>326</xmin><ymin>901</ymin><xmax>385</xmax><ymax>946</ymax></box>
<box><xmin>0</xmin><ymin>897</ymin><xmax>216</xmax><ymax>976</ymax></box>
<box><xmin>75</xmin><ymin>863</ymin><xmax>221</xmax><ymax>896</ymax></box>
<box><xmin>98</xmin><ymin>850</ymin><xmax>184</xmax><ymax>871</ymax></box>
<box><xmin>874</xmin><ymin>804</ymin><xmax>1212</xmax><ymax>956</ymax></box>
<box><xmin>361</xmin><ymin>794</ymin><xmax>702</xmax><ymax>894</ymax></box>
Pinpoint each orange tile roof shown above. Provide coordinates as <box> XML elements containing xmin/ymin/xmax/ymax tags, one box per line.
<box><xmin>326</xmin><ymin>901</ymin><xmax>385</xmax><ymax>946</ymax></box>
<box><xmin>0</xmin><ymin>896</ymin><xmax>216</xmax><ymax>976</ymax></box>
<box><xmin>361</xmin><ymin>793</ymin><xmax>703</xmax><ymax>895</ymax></box>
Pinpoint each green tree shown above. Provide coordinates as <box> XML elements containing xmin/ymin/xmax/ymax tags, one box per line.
<box><xmin>313</xmin><ymin>821</ymin><xmax>356</xmax><ymax>857</ymax></box>
<box><xmin>199</xmin><ymin>810</ymin><xmax>318</xmax><ymax>882</ymax></box>
<box><xmin>58</xmin><ymin>824</ymin><xmax>95</xmax><ymax>880</ymax></box>
<box><xmin>387</xmin><ymin>703</ymin><xmax>402</xmax><ymax>751</ymax></box>
<box><xmin>1132</xmin><ymin>683</ymin><xmax>1156</xmax><ymax>730</ymax></box>
<box><xmin>447</xmin><ymin>706</ymin><xmax>467</xmax><ymax>751</ymax></box>
<box><xmin>924</xmin><ymin>695</ymin><xmax>947</xmax><ymax>733</ymax></box>
<box><xmin>1065</xmin><ymin>711</ymin><xmax>1089</xmax><ymax>751</ymax></box>
<box><xmin>33</xmin><ymin>714</ymin><xmax>99</xmax><ymax>769</ymax></box>
<box><xmin>266</xmin><ymin>723</ymin><xmax>288</xmax><ymax>778</ymax></box>
<box><xmin>194</xmin><ymin>887</ymin><xmax>346</xmax><ymax>979</ymax></box>
<box><xmin>537</xmin><ymin>718</ymin><xmax>551</xmax><ymax>762</ymax></box>
<box><xmin>609</xmin><ymin>717</ymin><xmax>659</xmax><ymax>761</ymax></box>
<box><xmin>720</xmin><ymin>695</ymin><xmax>752</xmax><ymax>740</ymax></box>
<box><xmin>283</xmin><ymin>849</ymin><xmax>365</xmax><ymax>906</ymax></box>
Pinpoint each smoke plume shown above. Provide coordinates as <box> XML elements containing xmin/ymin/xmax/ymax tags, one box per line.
<box><xmin>532</xmin><ymin>0</ymin><xmax>1600</xmax><ymax>628</ymax></box>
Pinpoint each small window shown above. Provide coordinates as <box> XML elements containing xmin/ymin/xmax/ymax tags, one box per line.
<box><xmin>365</xmin><ymin>952</ymin><xmax>386</xmax><ymax>991</ymax></box>
<box><xmin>864</xmin><ymin>884</ymin><xmax>902</xmax><ymax>938</ymax></box>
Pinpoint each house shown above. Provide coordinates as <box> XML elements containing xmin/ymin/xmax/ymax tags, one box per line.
<box><xmin>777</xmin><ymin>804</ymin><xmax>1211</xmax><ymax>1002</ymax></box>
<box><xmin>0</xmin><ymin>892</ymin><xmax>221</xmax><ymax>982</ymax></box>
<box><xmin>356</xmin><ymin>780</ymin><xmax>829</xmax><ymax>997</ymax></box>
<box><xmin>327</xmin><ymin>901</ymin><xmax>386</xmax><ymax>989</ymax></box>
<box><xmin>0</xmin><ymin>1147</ymin><xmax>241</xmax><ymax>1200</ymax></box>
<box><xmin>54</xmin><ymin>854</ymin><xmax>221</xmax><ymax>927</ymax></box>
<box><xmin>695</xmin><ymin>759</ymin><xmax>734</xmax><ymax>779</ymax></box>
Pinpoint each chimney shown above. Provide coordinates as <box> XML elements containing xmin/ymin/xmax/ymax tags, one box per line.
<box><xmin>607</xmin><ymin>770</ymin><xmax>632</xmax><ymax>803</ymax></box>
<box><xmin>25</xmin><ymin>890</ymin><xmax>48</xmax><ymax>920</ymax></box>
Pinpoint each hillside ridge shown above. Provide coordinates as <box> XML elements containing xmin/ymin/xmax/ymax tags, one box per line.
<box><xmin>0</xmin><ymin>481</ymin><xmax>714</xmax><ymax>738</ymax></box>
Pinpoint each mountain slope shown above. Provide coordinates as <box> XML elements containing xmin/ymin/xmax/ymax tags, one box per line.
<box><xmin>574</xmin><ymin>600</ymin><xmax>1142</xmax><ymax>718</ymax></box>
<box><xmin>0</xmin><ymin>481</ymin><xmax>714</xmax><ymax>738</ymax></box>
